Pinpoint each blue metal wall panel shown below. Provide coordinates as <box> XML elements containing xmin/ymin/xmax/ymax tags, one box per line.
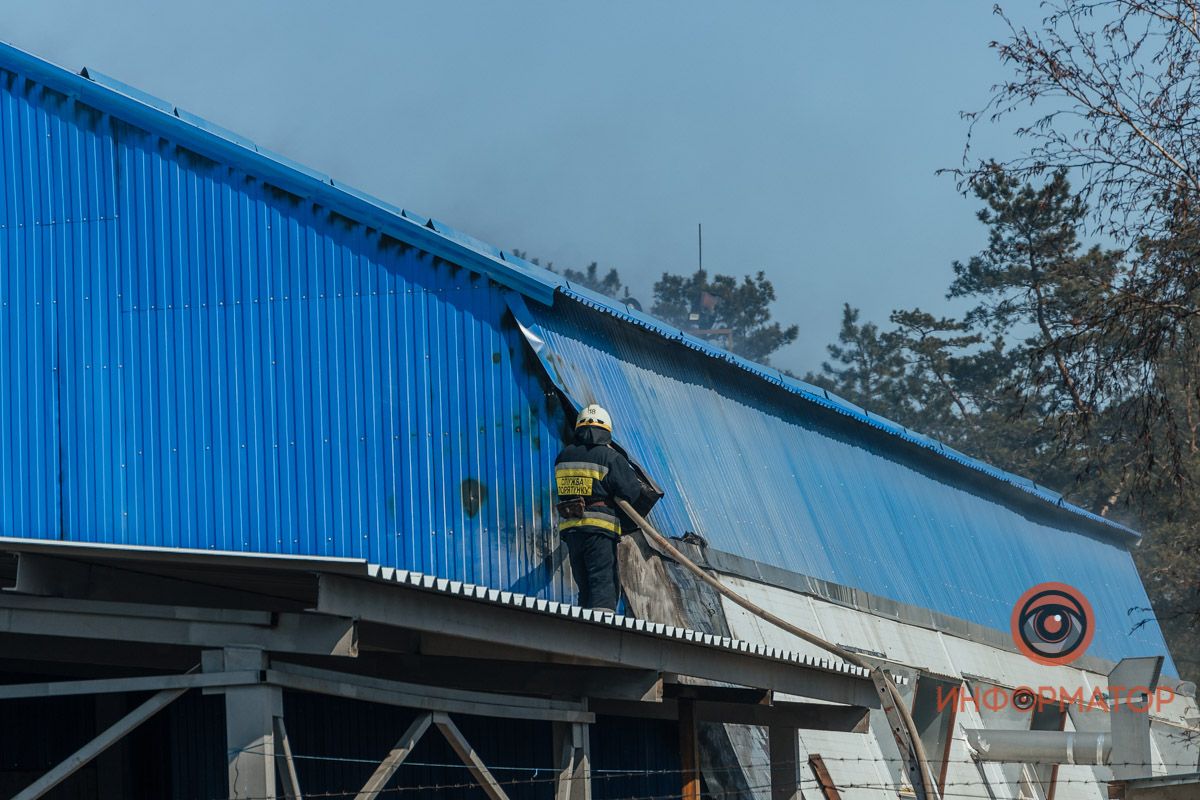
<box><xmin>525</xmin><ymin>297</ymin><xmax>1175</xmax><ymax>669</ymax></box>
<box><xmin>0</xmin><ymin>64</ymin><xmax>568</xmax><ymax>599</ymax></box>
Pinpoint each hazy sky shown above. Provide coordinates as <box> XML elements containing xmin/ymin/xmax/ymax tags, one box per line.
<box><xmin>5</xmin><ymin>1</ymin><xmax>1034</xmax><ymax>373</ymax></box>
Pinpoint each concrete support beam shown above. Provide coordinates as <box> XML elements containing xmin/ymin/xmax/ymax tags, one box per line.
<box><xmin>317</xmin><ymin>575</ymin><xmax>877</xmax><ymax>707</ymax></box>
<box><xmin>343</xmin><ymin>650</ymin><xmax>662</xmax><ymax>702</ymax></box>
<box><xmin>591</xmin><ymin>698</ymin><xmax>869</xmax><ymax>731</ymax></box>
<box><xmin>266</xmin><ymin>661</ymin><xmax>592</xmax><ymax>723</ymax></box>
<box><xmin>14</xmin><ymin>552</ymin><xmax>301</xmax><ymax>609</ymax></box>
<box><xmin>0</xmin><ymin>669</ymin><xmax>261</xmax><ymax>700</ymax></box>
<box><xmin>0</xmin><ymin>592</ymin><xmax>357</xmax><ymax>656</ymax></box>
<box><xmin>554</xmin><ymin>719</ymin><xmax>592</xmax><ymax>800</ymax></box>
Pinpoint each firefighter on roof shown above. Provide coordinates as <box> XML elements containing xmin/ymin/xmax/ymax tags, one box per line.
<box><xmin>555</xmin><ymin>404</ymin><xmax>650</xmax><ymax>612</ymax></box>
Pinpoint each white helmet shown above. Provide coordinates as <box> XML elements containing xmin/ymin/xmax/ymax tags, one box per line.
<box><xmin>575</xmin><ymin>404</ymin><xmax>612</xmax><ymax>432</ymax></box>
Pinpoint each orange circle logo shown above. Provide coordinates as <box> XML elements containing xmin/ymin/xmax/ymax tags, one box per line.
<box><xmin>1011</xmin><ymin>582</ymin><xmax>1094</xmax><ymax>665</ymax></box>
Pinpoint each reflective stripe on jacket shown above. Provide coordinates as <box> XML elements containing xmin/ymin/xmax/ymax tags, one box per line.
<box><xmin>555</xmin><ymin>432</ymin><xmax>646</xmax><ymax>538</ymax></box>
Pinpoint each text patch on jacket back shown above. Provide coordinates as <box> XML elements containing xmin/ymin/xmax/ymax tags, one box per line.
<box><xmin>556</xmin><ymin>463</ymin><xmax>609</xmax><ymax>496</ymax></box>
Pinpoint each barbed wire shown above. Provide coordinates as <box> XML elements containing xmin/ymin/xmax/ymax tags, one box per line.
<box><xmin>225</xmin><ymin>743</ymin><xmax>1200</xmax><ymax>772</ymax></box>
<box><xmin>208</xmin><ymin>770</ymin><xmax>1198</xmax><ymax>800</ymax></box>
<box><xmin>210</xmin><ymin>742</ymin><xmax>1199</xmax><ymax>800</ymax></box>
<box><xmin>228</xmin><ymin>743</ymin><xmax>1200</xmax><ymax>773</ymax></box>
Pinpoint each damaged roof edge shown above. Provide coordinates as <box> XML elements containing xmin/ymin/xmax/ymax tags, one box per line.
<box><xmin>1</xmin><ymin>40</ymin><xmax>1136</xmax><ymax>544</ymax></box>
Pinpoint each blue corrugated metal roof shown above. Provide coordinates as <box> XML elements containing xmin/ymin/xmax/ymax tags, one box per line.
<box><xmin>516</xmin><ymin>296</ymin><xmax>1172</xmax><ymax>667</ymax></box>
<box><xmin>0</xmin><ymin>39</ymin><xmax>1138</xmax><ymax>539</ymax></box>
<box><xmin>0</xmin><ymin>50</ymin><xmax>570</xmax><ymax>598</ymax></box>
<box><xmin>553</xmin><ymin>285</ymin><xmax>1135</xmax><ymax>541</ymax></box>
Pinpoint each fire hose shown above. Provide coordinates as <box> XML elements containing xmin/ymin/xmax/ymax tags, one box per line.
<box><xmin>614</xmin><ymin>497</ymin><xmax>941</xmax><ymax>800</ymax></box>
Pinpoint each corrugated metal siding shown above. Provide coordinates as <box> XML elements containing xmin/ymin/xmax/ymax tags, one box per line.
<box><xmin>0</xmin><ymin>65</ymin><xmax>568</xmax><ymax>598</ymax></box>
<box><xmin>590</xmin><ymin>715</ymin><xmax>681</xmax><ymax>800</ymax></box>
<box><xmin>525</xmin><ymin>297</ymin><xmax>1174</xmax><ymax>667</ymax></box>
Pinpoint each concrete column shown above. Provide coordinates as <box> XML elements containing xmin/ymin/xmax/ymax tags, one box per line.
<box><xmin>205</xmin><ymin>647</ymin><xmax>279</xmax><ymax>800</ymax></box>
<box><xmin>553</xmin><ymin>720</ymin><xmax>592</xmax><ymax>800</ymax></box>
<box><xmin>769</xmin><ymin>725</ymin><xmax>801</xmax><ymax>800</ymax></box>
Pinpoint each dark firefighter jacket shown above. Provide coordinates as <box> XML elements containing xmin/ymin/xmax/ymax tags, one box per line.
<box><xmin>554</xmin><ymin>427</ymin><xmax>646</xmax><ymax>538</ymax></box>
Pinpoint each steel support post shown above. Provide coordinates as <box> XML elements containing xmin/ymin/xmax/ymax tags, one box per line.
<box><xmin>679</xmin><ymin>698</ymin><xmax>701</xmax><ymax>800</ymax></box>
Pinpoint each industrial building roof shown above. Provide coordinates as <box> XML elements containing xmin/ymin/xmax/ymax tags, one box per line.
<box><xmin>0</xmin><ymin>40</ymin><xmax>1134</xmax><ymax>542</ymax></box>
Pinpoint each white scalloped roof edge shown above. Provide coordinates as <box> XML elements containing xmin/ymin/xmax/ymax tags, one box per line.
<box><xmin>365</xmin><ymin>564</ymin><xmax>906</xmax><ymax>683</ymax></box>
